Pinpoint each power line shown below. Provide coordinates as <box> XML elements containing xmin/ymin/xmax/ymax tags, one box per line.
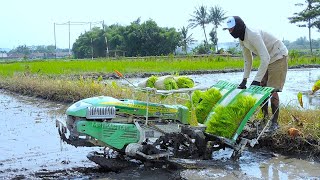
<box><xmin>53</xmin><ymin>21</ymin><xmax>104</xmax><ymax>58</ymax></box>
<box><xmin>55</xmin><ymin>21</ymin><xmax>103</xmax><ymax>26</ymax></box>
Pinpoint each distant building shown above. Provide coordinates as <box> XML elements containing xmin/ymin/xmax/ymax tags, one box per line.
<box><xmin>0</xmin><ymin>53</ymin><xmax>8</xmax><ymax>58</ymax></box>
<box><xmin>8</xmin><ymin>53</ymin><xmax>24</xmax><ymax>59</ymax></box>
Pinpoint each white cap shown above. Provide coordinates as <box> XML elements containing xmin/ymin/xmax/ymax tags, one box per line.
<box><xmin>223</xmin><ymin>16</ymin><xmax>236</xmax><ymax>30</ymax></box>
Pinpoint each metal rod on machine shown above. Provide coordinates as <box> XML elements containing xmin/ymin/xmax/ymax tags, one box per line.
<box><xmin>114</xmin><ymin>70</ymin><xmax>137</xmax><ymax>88</ymax></box>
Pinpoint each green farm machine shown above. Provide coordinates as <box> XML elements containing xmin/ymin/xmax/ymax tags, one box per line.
<box><xmin>56</xmin><ymin>79</ymin><xmax>274</xmax><ymax>170</ymax></box>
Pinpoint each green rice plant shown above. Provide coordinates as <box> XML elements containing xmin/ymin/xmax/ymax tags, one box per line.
<box><xmin>0</xmin><ymin>57</ymin><xmax>251</xmax><ymax>77</ymax></box>
<box><xmin>146</xmin><ymin>75</ymin><xmax>158</xmax><ymax>88</ymax></box>
<box><xmin>195</xmin><ymin>88</ymin><xmax>222</xmax><ymax>123</ymax></box>
<box><xmin>185</xmin><ymin>90</ymin><xmax>203</xmax><ymax>108</ymax></box>
<box><xmin>185</xmin><ymin>88</ymin><xmax>222</xmax><ymax>124</ymax></box>
<box><xmin>175</xmin><ymin>76</ymin><xmax>194</xmax><ymax>88</ymax></box>
<box><xmin>289</xmin><ymin>49</ymin><xmax>300</xmax><ymax>61</ymax></box>
<box><xmin>163</xmin><ymin>78</ymin><xmax>178</xmax><ymax>90</ymax></box>
<box><xmin>205</xmin><ymin>94</ymin><xmax>257</xmax><ymax>138</ymax></box>
<box><xmin>0</xmin><ymin>56</ymin><xmax>318</xmax><ymax>77</ymax></box>
<box><xmin>154</xmin><ymin>76</ymin><xmax>178</xmax><ymax>90</ymax></box>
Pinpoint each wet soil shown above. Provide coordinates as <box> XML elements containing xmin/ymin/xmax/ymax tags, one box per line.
<box><xmin>255</xmin><ymin>132</ymin><xmax>320</xmax><ymax>161</ymax></box>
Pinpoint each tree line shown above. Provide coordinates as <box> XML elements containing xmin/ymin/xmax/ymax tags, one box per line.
<box><xmin>72</xmin><ymin>18</ymin><xmax>182</xmax><ymax>58</ymax></box>
<box><xmin>71</xmin><ymin>5</ymin><xmax>228</xmax><ymax>58</ymax></box>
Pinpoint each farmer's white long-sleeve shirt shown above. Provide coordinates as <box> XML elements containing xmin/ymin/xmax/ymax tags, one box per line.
<box><xmin>239</xmin><ymin>27</ymin><xmax>288</xmax><ymax>82</ymax></box>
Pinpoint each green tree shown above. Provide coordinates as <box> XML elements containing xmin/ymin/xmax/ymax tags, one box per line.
<box><xmin>209</xmin><ymin>29</ymin><xmax>218</xmax><ymax>52</ymax></box>
<box><xmin>288</xmin><ymin>0</ymin><xmax>320</xmax><ymax>53</ymax></box>
<box><xmin>180</xmin><ymin>26</ymin><xmax>195</xmax><ymax>54</ymax></box>
<box><xmin>105</xmin><ymin>24</ymin><xmax>126</xmax><ymax>53</ymax></box>
<box><xmin>189</xmin><ymin>5</ymin><xmax>209</xmax><ymax>48</ymax></box>
<box><xmin>72</xmin><ymin>27</ymin><xmax>106</xmax><ymax>58</ymax></box>
<box><xmin>208</xmin><ymin>5</ymin><xmax>227</xmax><ymax>51</ymax></box>
<box><xmin>9</xmin><ymin>45</ymin><xmax>31</xmax><ymax>57</ymax></box>
<box><xmin>137</xmin><ymin>20</ymin><xmax>181</xmax><ymax>56</ymax></box>
<box><xmin>76</xmin><ymin>19</ymin><xmax>181</xmax><ymax>58</ymax></box>
<box><xmin>192</xmin><ymin>43</ymin><xmax>207</xmax><ymax>54</ymax></box>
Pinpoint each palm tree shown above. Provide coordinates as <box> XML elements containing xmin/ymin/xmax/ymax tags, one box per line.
<box><xmin>209</xmin><ymin>29</ymin><xmax>218</xmax><ymax>52</ymax></box>
<box><xmin>315</xmin><ymin>20</ymin><xmax>320</xmax><ymax>32</ymax></box>
<box><xmin>180</xmin><ymin>26</ymin><xmax>196</xmax><ymax>54</ymax></box>
<box><xmin>188</xmin><ymin>5</ymin><xmax>209</xmax><ymax>47</ymax></box>
<box><xmin>288</xmin><ymin>0</ymin><xmax>320</xmax><ymax>54</ymax></box>
<box><xmin>208</xmin><ymin>5</ymin><xmax>227</xmax><ymax>51</ymax></box>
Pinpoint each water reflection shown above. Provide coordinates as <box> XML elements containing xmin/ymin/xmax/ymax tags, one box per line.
<box><xmin>180</xmin><ymin>151</ymin><xmax>320</xmax><ymax>179</ymax></box>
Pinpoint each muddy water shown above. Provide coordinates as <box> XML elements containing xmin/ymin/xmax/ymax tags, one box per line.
<box><xmin>180</xmin><ymin>149</ymin><xmax>320</xmax><ymax>179</ymax></box>
<box><xmin>0</xmin><ymin>68</ymin><xmax>319</xmax><ymax>179</ymax></box>
<box><xmin>0</xmin><ymin>91</ymin><xmax>97</xmax><ymax>179</ymax></box>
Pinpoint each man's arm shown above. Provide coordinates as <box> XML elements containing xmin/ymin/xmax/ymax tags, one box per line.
<box><xmin>242</xmin><ymin>44</ymin><xmax>253</xmax><ymax>80</ymax></box>
<box><xmin>250</xmin><ymin>34</ymin><xmax>270</xmax><ymax>82</ymax></box>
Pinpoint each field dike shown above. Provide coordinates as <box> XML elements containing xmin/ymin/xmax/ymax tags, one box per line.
<box><xmin>0</xmin><ymin>73</ymin><xmax>319</xmax><ymax>162</ymax></box>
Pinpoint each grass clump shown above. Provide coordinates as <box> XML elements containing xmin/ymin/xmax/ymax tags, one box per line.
<box><xmin>279</xmin><ymin>106</ymin><xmax>320</xmax><ymax>139</ymax></box>
<box><xmin>206</xmin><ymin>94</ymin><xmax>257</xmax><ymax>138</ymax></box>
<box><xmin>0</xmin><ymin>74</ymin><xmax>185</xmax><ymax>105</ymax></box>
<box><xmin>0</xmin><ymin>74</ymin><xmax>133</xmax><ymax>103</ymax></box>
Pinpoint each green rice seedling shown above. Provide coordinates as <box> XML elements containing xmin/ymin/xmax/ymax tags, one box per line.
<box><xmin>195</xmin><ymin>88</ymin><xmax>222</xmax><ymax>123</ymax></box>
<box><xmin>146</xmin><ymin>75</ymin><xmax>158</xmax><ymax>88</ymax></box>
<box><xmin>206</xmin><ymin>94</ymin><xmax>257</xmax><ymax>138</ymax></box>
<box><xmin>175</xmin><ymin>76</ymin><xmax>194</xmax><ymax>88</ymax></box>
<box><xmin>185</xmin><ymin>90</ymin><xmax>203</xmax><ymax>109</ymax></box>
<box><xmin>185</xmin><ymin>88</ymin><xmax>222</xmax><ymax>124</ymax></box>
<box><xmin>154</xmin><ymin>76</ymin><xmax>178</xmax><ymax>90</ymax></box>
<box><xmin>163</xmin><ymin>78</ymin><xmax>178</xmax><ymax>90</ymax></box>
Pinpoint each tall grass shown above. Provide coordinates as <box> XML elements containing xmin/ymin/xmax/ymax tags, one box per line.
<box><xmin>0</xmin><ymin>74</ymin><xmax>186</xmax><ymax>104</ymax></box>
<box><xmin>279</xmin><ymin>106</ymin><xmax>320</xmax><ymax>138</ymax></box>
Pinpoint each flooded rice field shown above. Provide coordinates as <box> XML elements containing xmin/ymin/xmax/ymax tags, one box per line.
<box><xmin>0</xmin><ymin>68</ymin><xmax>320</xmax><ymax>179</ymax></box>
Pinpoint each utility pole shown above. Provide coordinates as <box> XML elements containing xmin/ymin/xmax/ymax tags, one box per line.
<box><xmin>68</xmin><ymin>21</ymin><xmax>71</xmax><ymax>57</ymax></box>
<box><xmin>54</xmin><ymin>21</ymin><xmax>104</xmax><ymax>58</ymax></box>
<box><xmin>103</xmin><ymin>20</ymin><xmax>109</xmax><ymax>58</ymax></box>
<box><xmin>90</xmin><ymin>22</ymin><xmax>93</xmax><ymax>60</ymax></box>
<box><xmin>54</xmin><ymin>23</ymin><xmax>57</xmax><ymax>59</ymax></box>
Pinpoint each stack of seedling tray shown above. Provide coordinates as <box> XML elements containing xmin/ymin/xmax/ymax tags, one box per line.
<box><xmin>204</xmin><ymin>85</ymin><xmax>274</xmax><ymax>147</ymax></box>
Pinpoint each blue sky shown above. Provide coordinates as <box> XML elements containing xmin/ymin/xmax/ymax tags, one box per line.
<box><xmin>1</xmin><ymin>0</ymin><xmax>319</xmax><ymax>49</ymax></box>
